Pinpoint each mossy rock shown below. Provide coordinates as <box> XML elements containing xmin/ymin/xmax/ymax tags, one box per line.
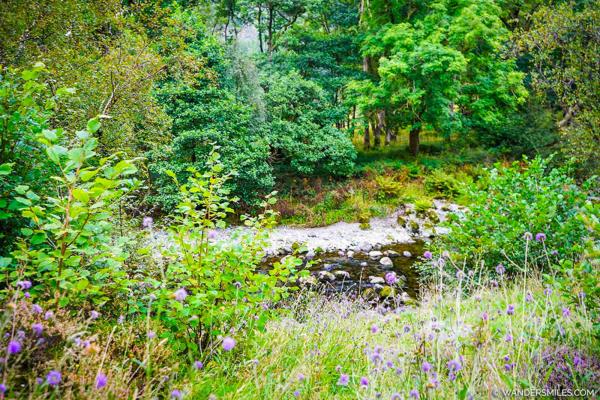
<box><xmin>409</xmin><ymin>220</ymin><xmax>420</xmax><ymax>233</ymax></box>
<box><xmin>426</xmin><ymin>210</ymin><xmax>440</xmax><ymax>223</ymax></box>
<box><xmin>360</xmin><ymin>222</ymin><xmax>371</xmax><ymax>230</ymax></box>
<box><xmin>396</xmin><ymin>215</ymin><xmax>406</xmax><ymax>226</ymax></box>
<box><xmin>362</xmin><ymin>288</ymin><xmax>378</xmax><ymax>301</ymax></box>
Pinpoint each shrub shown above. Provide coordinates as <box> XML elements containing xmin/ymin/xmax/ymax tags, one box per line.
<box><xmin>147</xmin><ymin>150</ymin><xmax>305</xmax><ymax>352</ymax></box>
<box><xmin>2</xmin><ymin>118</ymin><xmax>139</xmax><ymax>307</ymax></box>
<box><xmin>429</xmin><ymin>157</ymin><xmax>591</xmax><ymax>275</ymax></box>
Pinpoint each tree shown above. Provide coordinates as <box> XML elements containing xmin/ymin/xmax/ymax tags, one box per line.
<box><xmin>351</xmin><ymin>0</ymin><xmax>528</xmax><ymax>155</ymax></box>
<box><xmin>517</xmin><ymin>1</ymin><xmax>600</xmax><ymax>175</ymax></box>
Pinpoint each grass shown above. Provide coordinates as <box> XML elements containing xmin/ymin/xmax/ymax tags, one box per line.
<box><xmin>191</xmin><ymin>273</ymin><xmax>598</xmax><ymax>399</ymax></box>
<box><xmin>275</xmin><ymin>143</ymin><xmax>491</xmax><ymax>227</ymax></box>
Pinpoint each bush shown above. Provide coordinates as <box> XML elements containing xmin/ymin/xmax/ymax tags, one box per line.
<box><xmin>2</xmin><ymin>118</ymin><xmax>139</xmax><ymax>307</ymax></box>
<box><xmin>146</xmin><ymin>150</ymin><xmax>305</xmax><ymax>352</ymax></box>
<box><xmin>428</xmin><ymin>157</ymin><xmax>591</xmax><ymax>275</ymax></box>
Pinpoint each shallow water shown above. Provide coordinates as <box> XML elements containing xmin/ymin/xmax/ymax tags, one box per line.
<box><xmin>268</xmin><ymin>241</ymin><xmax>425</xmax><ymax>298</ymax></box>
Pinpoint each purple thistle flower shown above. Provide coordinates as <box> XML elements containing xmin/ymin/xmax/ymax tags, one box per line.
<box><xmin>0</xmin><ymin>383</ymin><xmax>6</xmax><ymax>393</ymax></box>
<box><xmin>90</xmin><ymin>310</ymin><xmax>100</xmax><ymax>320</ymax></box>
<box><xmin>194</xmin><ymin>360</ymin><xmax>203</xmax><ymax>370</ymax></box>
<box><xmin>297</xmin><ymin>373</ymin><xmax>305</xmax><ymax>381</ymax></box>
<box><xmin>32</xmin><ymin>323</ymin><xmax>43</xmax><ymax>336</ymax></box>
<box><xmin>44</xmin><ymin>311</ymin><xmax>54</xmax><ymax>320</ymax></box>
<box><xmin>222</xmin><ymin>337</ymin><xmax>236</xmax><ymax>351</ymax></box>
<box><xmin>491</xmin><ymin>280</ymin><xmax>498</xmax><ymax>288</ymax></box>
<box><xmin>32</xmin><ymin>304</ymin><xmax>43</xmax><ymax>314</ymax></box>
<box><xmin>409</xmin><ymin>389</ymin><xmax>420</xmax><ymax>399</ymax></box>
<box><xmin>360</xmin><ymin>376</ymin><xmax>369</xmax><ymax>387</ymax></box>
<box><xmin>207</xmin><ymin>230</ymin><xmax>217</xmax><ymax>239</ymax></box>
<box><xmin>391</xmin><ymin>394</ymin><xmax>402</xmax><ymax>400</ymax></box>
<box><xmin>371</xmin><ymin>324</ymin><xmax>379</xmax><ymax>334</ymax></box>
<box><xmin>147</xmin><ymin>331</ymin><xmax>156</xmax><ymax>339</ymax></box>
<box><xmin>95</xmin><ymin>372</ymin><xmax>108</xmax><ymax>389</ymax></box>
<box><xmin>385</xmin><ymin>272</ymin><xmax>398</xmax><ymax>285</ymax></box>
<box><xmin>7</xmin><ymin>340</ymin><xmax>21</xmax><ymax>355</ymax></box>
<box><xmin>17</xmin><ymin>280</ymin><xmax>32</xmax><ymax>290</ymax></box>
<box><xmin>447</xmin><ymin>359</ymin><xmax>462</xmax><ymax>372</ymax></box>
<box><xmin>573</xmin><ymin>355</ymin><xmax>583</xmax><ymax>368</ymax></box>
<box><xmin>481</xmin><ymin>312</ymin><xmax>489</xmax><ymax>321</ymax></box>
<box><xmin>456</xmin><ymin>270</ymin><xmax>465</xmax><ymax>280</ymax></box>
<box><xmin>544</xmin><ymin>287</ymin><xmax>553</xmax><ymax>296</ymax></box>
<box><xmin>526</xmin><ymin>292</ymin><xmax>533</xmax><ymax>303</ymax></box>
<box><xmin>423</xmin><ymin>251</ymin><xmax>432</xmax><ymax>260</ymax></box>
<box><xmin>535</xmin><ymin>233</ymin><xmax>546</xmax><ymax>242</ymax></box>
<box><xmin>403</xmin><ymin>325</ymin><xmax>411</xmax><ymax>333</ymax></box>
<box><xmin>504</xmin><ymin>363</ymin><xmax>514</xmax><ymax>371</ymax></box>
<box><xmin>24</xmin><ymin>292</ymin><xmax>30</xmax><ymax>298</ymax></box>
<box><xmin>578</xmin><ymin>291</ymin><xmax>586</xmax><ymax>299</ymax></box>
<box><xmin>506</xmin><ymin>304</ymin><xmax>515</xmax><ymax>315</ymax></box>
<box><xmin>562</xmin><ymin>307</ymin><xmax>571</xmax><ymax>318</ymax></box>
<box><xmin>523</xmin><ymin>232</ymin><xmax>533</xmax><ymax>240</ymax></box>
<box><xmin>142</xmin><ymin>216</ymin><xmax>153</xmax><ymax>229</ymax></box>
<box><xmin>505</xmin><ymin>334</ymin><xmax>513</xmax><ymax>342</ymax></box>
<box><xmin>337</xmin><ymin>374</ymin><xmax>349</xmax><ymax>386</ymax></box>
<box><xmin>495</xmin><ymin>264</ymin><xmax>505</xmax><ymax>275</ymax></box>
<box><xmin>46</xmin><ymin>370</ymin><xmax>61</xmax><ymax>386</ymax></box>
<box><xmin>293</xmin><ymin>390</ymin><xmax>300</xmax><ymax>397</ymax></box>
<box><xmin>171</xmin><ymin>389</ymin><xmax>182</xmax><ymax>399</ymax></box>
<box><xmin>422</xmin><ymin>361</ymin><xmax>432</xmax><ymax>373</ymax></box>
<box><xmin>174</xmin><ymin>288</ymin><xmax>188</xmax><ymax>302</ymax></box>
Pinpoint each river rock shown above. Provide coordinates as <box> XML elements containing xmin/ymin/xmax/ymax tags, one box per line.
<box><xmin>379</xmin><ymin>257</ymin><xmax>393</xmax><ymax>268</ymax></box>
<box><xmin>369</xmin><ymin>250</ymin><xmax>383</xmax><ymax>259</ymax></box>
<box><xmin>385</xmin><ymin>250</ymin><xmax>399</xmax><ymax>257</ymax></box>
<box><xmin>298</xmin><ymin>275</ymin><xmax>318</xmax><ymax>286</ymax></box>
<box><xmin>380</xmin><ymin>285</ymin><xmax>395</xmax><ymax>298</ymax></box>
<box><xmin>334</xmin><ymin>270</ymin><xmax>351</xmax><ymax>279</ymax></box>
<box><xmin>403</xmin><ymin>251</ymin><xmax>412</xmax><ymax>257</ymax></box>
<box><xmin>360</xmin><ymin>261</ymin><xmax>368</xmax><ymax>267</ymax></box>
<box><xmin>346</xmin><ymin>250</ymin><xmax>355</xmax><ymax>258</ymax></box>
<box><xmin>317</xmin><ymin>271</ymin><xmax>336</xmax><ymax>282</ymax></box>
<box><xmin>305</xmin><ymin>250</ymin><xmax>315</xmax><ymax>260</ymax></box>
<box><xmin>369</xmin><ymin>276</ymin><xmax>385</xmax><ymax>284</ymax></box>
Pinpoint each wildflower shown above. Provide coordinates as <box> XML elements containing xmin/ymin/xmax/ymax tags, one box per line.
<box><xmin>337</xmin><ymin>374</ymin><xmax>349</xmax><ymax>386</ymax></box>
<box><xmin>481</xmin><ymin>312</ymin><xmax>489</xmax><ymax>321</ymax></box>
<box><xmin>207</xmin><ymin>230</ymin><xmax>217</xmax><ymax>239</ymax></box>
<box><xmin>297</xmin><ymin>373</ymin><xmax>305</xmax><ymax>381</ymax></box>
<box><xmin>360</xmin><ymin>377</ymin><xmax>369</xmax><ymax>387</ymax></box>
<box><xmin>544</xmin><ymin>287</ymin><xmax>552</xmax><ymax>296</ymax></box>
<box><xmin>391</xmin><ymin>394</ymin><xmax>402</xmax><ymax>400</ymax></box>
<box><xmin>418</xmin><ymin>360</ymin><xmax>432</xmax><ymax>374</ymax></box>
<box><xmin>44</xmin><ymin>311</ymin><xmax>54</xmax><ymax>320</ymax></box>
<box><xmin>447</xmin><ymin>359</ymin><xmax>462</xmax><ymax>372</ymax></box>
<box><xmin>118</xmin><ymin>315</ymin><xmax>125</xmax><ymax>324</ymax></box>
<box><xmin>535</xmin><ymin>233</ymin><xmax>546</xmax><ymax>242</ymax></box>
<box><xmin>506</xmin><ymin>304</ymin><xmax>515</xmax><ymax>315</ymax></box>
<box><xmin>525</xmin><ymin>292</ymin><xmax>533</xmax><ymax>303</ymax></box>
<box><xmin>385</xmin><ymin>272</ymin><xmax>398</xmax><ymax>285</ymax></box>
<box><xmin>95</xmin><ymin>372</ymin><xmax>108</xmax><ymax>389</ymax></box>
<box><xmin>24</xmin><ymin>292</ymin><xmax>30</xmax><ymax>298</ymax></box>
<box><xmin>7</xmin><ymin>340</ymin><xmax>21</xmax><ymax>355</ymax></box>
<box><xmin>495</xmin><ymin>264</ymin><xmax>505</xmax><ymax>275</ymax></box>
<box><xmin>409</xmin><ymin>389</ymin><xmax>420</xmax><ymax>399</ymax></box>
<box><xmin>147</xmin><ymin>331</ymin><xmax>156</xmax><ymax>339</ymax></box>
<box><xmin>456</xmin><ymin>270</ymin><xmax>465</xmax><ymax>280</ymax></box>
<box><xmin>423</xmin><ymin>251</ymin><xmax>432</xmax><ymax>260</ymax></box>
<box><xmin>371</xmin><ymin>324</ymin><xmax>379</xmax><ymax>334</ymax></box>
<box><xmin>293</xmin><ymin>390</ymin><xmax>300</xmax><ymax>397</ymax></box>
<box><xmin>335</xmin><ymin>365</ymin><xmax>342</xmax><ymax>372</ymax></box>
<box><xmin>573</xmin><ymin>355</ymin><xmax>583</xmax><ymax>368</ymax></box>
<box><xmin>578</xmin><ymin>291</ymin><xmax>586</xmax><ymax>300</ymax></box>
<box><xmin>222</xmin><ymin>337</ymin><xmax>236</xmax><ymax>351</ymax></box>
<box><xmin>0</xmin><ymin>383</ymin><xmax>6</xmax><ymax>394</ymax></box>
<box><xmin>194</xmin><ymin>361</ymin><xmax>203</xmax><ymax>370</ymax></box>
<box><xmin>505</xmin><ymin>334</ymin><xmax>513</xmax><ymax>342</ymax></box>
<box><xmin>171</xmin><ymin>389</ymin><xmax>183</xmax><ymax>399</ymax></box>
<box><xmin>142</xmin><ymin>216</ymin><xmax>153</xmax><ymax>229</ymax></box>
<box><xmin>491</xmin><ymin>280</ymin><xmax>498</xmax><ymax>288</ymax></box>
<box><xmin>32</xmin><ymin>304</ymin><xmax>43</xmax><ymax>314</ymax></box>
<box><xmin>32</xmin><ymin>323</ymin><xmax>43</xmax><ymax>336</ymax></box>
<box><xmin>35</xmin><ymin>378</ymin><xmax>43</xmax><ymax>385</ymax></box>
<box><xmin>523</xmin><ymin>232</ymin><xmax>533</xmax><ymax>240</ymax></box>
<box><xmin>17</xmin><ymin>280</ymin><xmax>32</xmax><ymax>290</ymax></box>
<box><xmin>562</xmin><ymin>307</ymin><xmax>571</xmax><ymax>318</ymax></box>
<box><xmin>174</xmin><ymin>288</ymin><xmax>188</xmax><ymax>302</ymax></box>
<box><xmin>504</xmin><ymin>363</ymin><xmax>514</xmax><ymax>371</ymax></box>
<box><xmin>403</xmin><ymin>325</ymin><xmax>411</xmax><ymax>333</ymax></box>
<box><xmin>550</xmin><ymin>249</ymin><xmax>559</xmax><ymax>256</ymax></box>
<box><xmin>46</xmin><ymin>370</ymin><xmax>61</xmax><ymax>386</ymax></box>
<box><xmin>90</xmin><ymin>310</ymin><xmax>100</xmax><ymax>320</ymax></box>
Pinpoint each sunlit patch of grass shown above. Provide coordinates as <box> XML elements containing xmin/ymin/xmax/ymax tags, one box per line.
<box><xmin>191</xmin><ymin>273</ymin><xmax>598</xmax><ymax>399</ymax></box>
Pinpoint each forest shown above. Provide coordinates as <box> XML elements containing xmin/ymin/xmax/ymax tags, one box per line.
<box><xmin>0</xmin><ymin>0</ymin><xmax>598</xmax><ymax>398</ymax></box>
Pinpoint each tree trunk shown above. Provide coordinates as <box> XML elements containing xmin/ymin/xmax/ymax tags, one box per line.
<box><xmin>409</xmin><ymin>126</ymin><xmax>420</xmax><ymax>155</ymax></box>
<box><xmin>373</xmin><ymin>117</ymin><xmax>381</xmax><ymax>147</ymax></box>
<box><xmin>363</xmin><ymin>123</ymin><xmax>370</xmax><ymax>150</ymax></box>
<box><xmin>257</xmin><ymin>5</ymin><xmax>264</xmax><ymax>53</ymax></box>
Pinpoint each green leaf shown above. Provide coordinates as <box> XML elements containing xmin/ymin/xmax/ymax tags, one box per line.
<box><xmin>87</xmin><ymin>117</ymin><xmax>101</xmax><ymax>133</ymax></box>
<box><xmin>0</xmin><ymin>163</ymin><xmax>12</xmax><ymax>176</ymax></box>
<box><xmin>72</xmin><ymin>188</ymin><xmax>90</xmax><ymax>203</ymax></box>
